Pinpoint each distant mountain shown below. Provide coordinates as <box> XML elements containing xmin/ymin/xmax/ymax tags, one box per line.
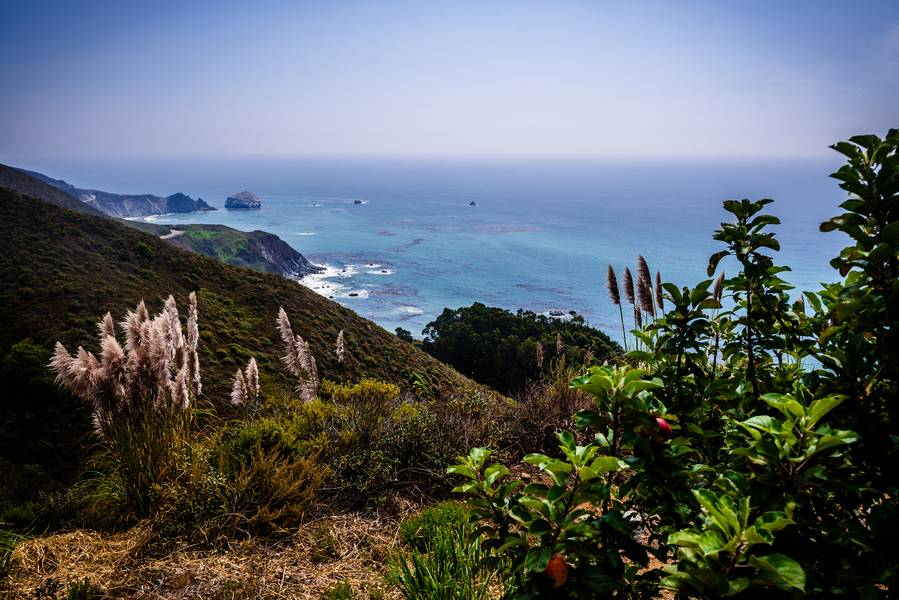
<box><xmin>0</xmin><ymin>163</ymin><xmax>108</xmax><ymax>217</ymax></box>
<box><xmin>18</xmin><ymin>167</ymin><xmax>216</xmax><ymax>218</ymax></box>
<box><xmin>0</xmin><ymin>164</ymin><xmax>320</xmax><ymax>278</ymax></box>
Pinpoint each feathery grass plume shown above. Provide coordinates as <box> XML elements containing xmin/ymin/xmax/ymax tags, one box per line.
<box><xmin>635</xmin><ymin>305</ymin><xmax>643</xmax><ymax>329</ymax></box>
<box><xmin>187</xmin><ymin>291</ymin><xmax>201</xmax><ymax>396</ymax></box>
<box><xmin>712</xmin><ymin>271</ymin><xmax>726</xmax><ymax>303</ymax></box>
<box><xmin>99</xmin><ymin>312</ymin><xmax>116</xmax><ymax>343</ymax></box>
<box><xmin>335</xmin><ymin>329</ymin><xmax>345</xmax><ymax>363</ymax></box>
<box><xmin>637</xmin><ymin>255</ymin><xmax>655</xmax><ymax>317</ymax></box>
<box><xmin>172</xmin><ymin>366</ymin><xmax>190</xmax><ymax>410</ymax></box>
<box><xmin>231</xmin><ymin>368</ymin><xmax>247</xmax><ymax>407</ymax></box>
<box><xmin>607</xmin><ymin>264</ymin><xmax>629</xmax><ymax>352</ymax></box>
<box><xmin>655</xmin><ymin>271</ymin><xmax>664</xmax><ymax>312</ymax></box>
<box><xmin>245</xmin><ymin>357</ymin><xmax>260</xmax><ymax>405</ymax></box>
<box><xmin>53</xmin><ymin>295</ymin><xmax>198</xmax><ymax>429</ymax></box>
<box><xmin>122</xmin><ymin>300</ymin><xmax>149</xmax><ymax>354</ymax></box>
<box><xmin>606</xmin><ymin>265</ymin><xmax>621</xmax><ymax>305</ymax></box>
<box><xmin>555</xmin><ymin>333</ymin><xmax>563</xmax><ymax>355</ymax></box>
<box><xmin>536</xmin><ymin>341</ymin><xmax>544</xmax><ymax>369</ymax></box>
<box><xmin>277</xmin><ymin>307</ymin><xmax>301</xmax><ymax>377</ymax></box>
<box><xmin>623</xmin><ymin>267</ymin><xmax>635</xmax><ymax>305</ymax></box>
<box><xmin>276</xmin><ymin>307</ymin><xmax>319</xmax><ymax>401</ymax></box>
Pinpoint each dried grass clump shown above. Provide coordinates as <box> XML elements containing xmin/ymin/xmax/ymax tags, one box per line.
<box><xmin>4</xmin><ymin>516</ymin><xmax>404</xmax><ymax>599</ymax></box>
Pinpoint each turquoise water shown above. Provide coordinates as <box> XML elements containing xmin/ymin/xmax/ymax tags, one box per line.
<box><xmin>29</xmin><ymin>156</ymin><xmax>848</xmax><ymax>339</ymax></box>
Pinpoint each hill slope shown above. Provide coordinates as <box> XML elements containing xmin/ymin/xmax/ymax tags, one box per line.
<box><xmin>19</xmin><ymin>167</ymin><xmax>216</xmax><ymax>217</ymax></box>
<box><xmin>0</xmin><ymin>165</ymin><xmax>320</xmax><ymax>277</ymax></box>
<box><xmin>0</xmin><ymin>163</ymin><xmax>108</xmax><ymax>217</ymax></box>
<box><xmin>0</xmin><ymin>188</ymin><xmax>485</xmax><ymax>501</ymax></box>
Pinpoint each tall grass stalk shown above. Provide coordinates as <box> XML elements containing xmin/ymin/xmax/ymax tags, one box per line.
<box><xmin>388</xmin><ymin>526</ymin><xmax>496</xmax><ymax>600</ymax></box>
<box><xmin>0</xmin><ymin>528</ymin><xmax>24</xmax><ymax>580</ymax></box>
<box><xmin>606</xmin><ymin>265</ymin><xmax>628</xmax><ymax>352</ymax></box>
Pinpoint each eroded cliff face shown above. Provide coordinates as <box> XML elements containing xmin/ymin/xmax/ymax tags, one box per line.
<box><xmin>245</xmin><ymin>230</ymin><xmax>323</xmax><ymax>277</ymax></box>
<box><xmin>164</xmin><ymin>224</ymin><xmax>322</xmax><ymax>278</ymax></box>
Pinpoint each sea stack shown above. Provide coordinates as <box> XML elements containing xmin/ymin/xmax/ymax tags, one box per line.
<box><xmin>225</xmin><ymin>191</ymin><xmax>262</xmax><ymax>209</ymax></box>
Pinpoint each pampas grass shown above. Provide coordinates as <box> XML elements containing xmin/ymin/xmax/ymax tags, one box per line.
<box><xmin>637</xmin><ymin>255</ymin><xmax>655</xmax><ymax>318</ymax></box>
<box><xmin>336</xmin><ymin>329</ymin><xmax>345</xmax><ymax>363</ymax></box>
<box><xmin>655</xmin><ymin>271</ymin><xmax>664</xmax><ymax>312</ymax></box>
<box><xmin>49</xmin><ymin>294</ymin><xmax>200</xmax><ymax>516</ymax></box>
<box><xmin>233</xmin><ymin>358</ymin><xmax>260</xmax><ymax>411</ymax></box>
<box><xmin>231</xmin><ymin>368</ymin><xmax>247</xmax><ymax>407</ymax></box>
<box><xmin>535</xmin><ymin>341</ymin><xmax>544</xmax><ymax>370</ymax></box>
<box><xmin>607</xmin><ymin>265</ymin><xmax>629</xmax><ymax>351</ymax></box>
<box><xmin>623</xmin><ymin>267</ymin><xmax>635</xmax><ymax>306</ymax></box>
<box><xmin>245</xmin><ymin>357</ymin><xmax>260</xmax><ymax>404</ymax></box>
<box><xmin>276</xmin><ymin>307</ymin><xmax>319</xmax><ymax>402</ymax></box>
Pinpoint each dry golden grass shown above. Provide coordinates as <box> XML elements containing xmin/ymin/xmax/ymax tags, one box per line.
<box><xmin>4</xmin><ymin>514</ymin><xmax>405</xmax><ymax>599</ymax></box>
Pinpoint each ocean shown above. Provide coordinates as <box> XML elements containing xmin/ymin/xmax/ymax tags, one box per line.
<box><xmin>27</xmin><ymin>156</ymin><xmax>849</xmax><ymax>340</ymax></box>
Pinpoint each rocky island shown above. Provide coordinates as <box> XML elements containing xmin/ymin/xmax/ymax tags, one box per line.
<box><xmin>225</xmin><ymin>191</ymin><xmax>262</xmax><ymax>209</ymax></box>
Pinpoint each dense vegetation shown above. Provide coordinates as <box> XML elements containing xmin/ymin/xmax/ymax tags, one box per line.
<box><xmin>1</xmin><ymin>130</ymin><xmax>897</xmax><ymax>599</ymax></box>
<box><xmin>421</xmin><ymin>303</ymin><xmax>620</xmax><ymax>394</ymax></box>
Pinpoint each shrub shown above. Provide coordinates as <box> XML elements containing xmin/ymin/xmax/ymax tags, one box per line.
<box><xmin>399</xmin><ymin>501</ymin><xmax>469</xmax><ymax>551</ymax></box>
<box><xmin>220</xmin><ymin>442</ymin><xmax>325</xmax><ymax>535</ymax></box>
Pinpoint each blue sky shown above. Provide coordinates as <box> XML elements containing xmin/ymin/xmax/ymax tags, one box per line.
<box><xmin>1</xmin><ymin>0</ymin><xmax>897</xmax><ymax>159</ymax></box>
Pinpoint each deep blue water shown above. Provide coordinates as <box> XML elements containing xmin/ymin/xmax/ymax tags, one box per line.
<box><xmin>23</xmin><ymin>156</ymin><xmax>849</xmax><ymax>339</ymax></box>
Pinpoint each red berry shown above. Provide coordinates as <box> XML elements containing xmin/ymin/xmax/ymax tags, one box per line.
<box><xmin>544</xmin><ymin>553</ymin><xmax>568</xmax><ymax>588</ymax></box>
<box><xmin>656</xmin><ymin>417</ymin><xmax>673</xmax><ymax>439</ymax></box>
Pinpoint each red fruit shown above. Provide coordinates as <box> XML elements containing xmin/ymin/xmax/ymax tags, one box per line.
<box><xmin>655</xmin><ymin>417</ymin><xmax>673</xmax><ymax>439</ymax></box>
<box><xmin>544</xmin><ymin>553</ymin><xmax>568</xmax><ymax>588</ymax></box>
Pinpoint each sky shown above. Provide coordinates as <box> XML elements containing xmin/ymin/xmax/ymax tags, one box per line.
<box><xmin>1</xmin><ymin>0</ymin><xmax>898</xmax><ymax>160</ymax></box>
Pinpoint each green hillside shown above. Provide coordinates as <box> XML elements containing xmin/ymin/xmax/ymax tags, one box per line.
<box><xmin>0</xmin><ymin>187</ymin><xmax>487</xmax><ymax>502</ymax></box>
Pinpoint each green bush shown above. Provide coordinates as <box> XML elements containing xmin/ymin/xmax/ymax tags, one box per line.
<box><xmin>448</xmin><ymin>131</ymin><xmax>899</xmax><ymax>598</ymax></box>
<box><xmin>399</xmin><ymin>502</ymin><xmax>469</xmax><ymax>551</ymax></box>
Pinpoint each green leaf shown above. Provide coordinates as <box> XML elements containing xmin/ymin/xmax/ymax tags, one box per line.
<box><xmin>708</xmin><ymin>250</ymin><xmax>729</xmax><ymax>276</ymax></box>
<box><xmin>524</xmin><ymin>545</ymin><xmax>552</xmax><ymax>572</ymax></box>
<box><xmin>698</xmin><ymin>530</ymin><xmax>727</xmax><ymax>558</ymax></box>
<box><xmin>805</xmin><ymin>394</ymin><xmax>845</xmax><ymax>429</ymax></box>
<box><xmin>749</xmin><ymin>553</ymin><xmax>806</xmax><ymax>592</ymax></box>
<box><xmin>883</xmin><ymin>220</ymin><xmax>899</xmax><ymax>244</ymax></box>
<box><xmin>668</xmin><ymin>530</ymin><xmax>701</xmax><ymax>548</ymax></box>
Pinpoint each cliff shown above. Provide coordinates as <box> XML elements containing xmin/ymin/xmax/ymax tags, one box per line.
<box><xmin>166</xmin><ymin>224</ymin><xmax>323</xmax><ymax>277</ymax></box>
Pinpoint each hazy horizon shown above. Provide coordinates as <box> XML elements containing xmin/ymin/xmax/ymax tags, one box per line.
<box><xmin>2</xmin><ymin>1</ymin><xmax>898</xmax><ymax>161</ymax></box>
